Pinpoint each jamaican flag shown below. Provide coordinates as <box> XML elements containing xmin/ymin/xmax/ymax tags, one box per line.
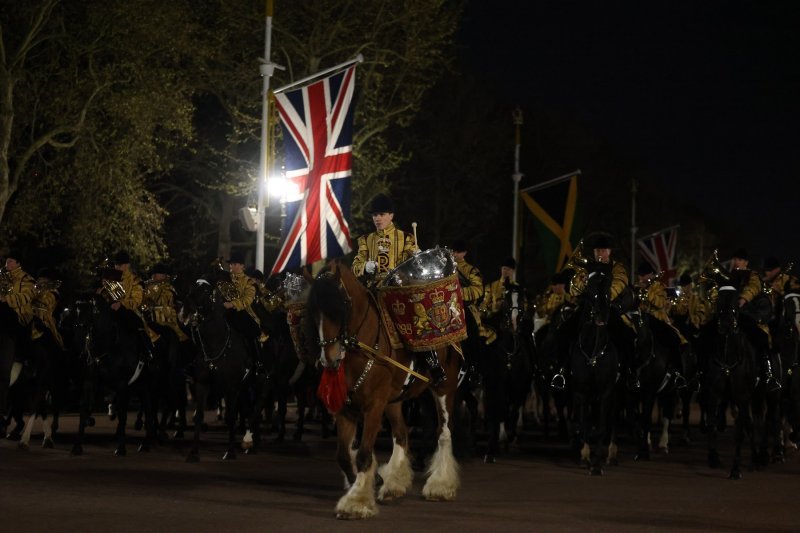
<box><xmin>520</xmin><ymin>172</ymin><xmax>584</xmax><ymax>275</ymax></box>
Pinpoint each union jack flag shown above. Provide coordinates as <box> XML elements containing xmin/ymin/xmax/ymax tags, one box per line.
<box><xmin>637</xmin><ymin>225</ymin><xmax>679</xmax><ymax>286</ymax></box>
<box><xmin>271</xmin><ymin>65</ymin><xmax>357</xmax><ymax>275</ymax></box>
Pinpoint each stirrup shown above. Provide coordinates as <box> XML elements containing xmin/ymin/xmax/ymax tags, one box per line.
<box><xmin>550</xmin><ymin>373</ymin><xmax>566</xmax><ymax>391</ymax></box>
<box><xmin>765</xmin><ymin>375</ymin><xmax>782</xmax><ymax>392</ymax></box>
<box><xmin>673</xmin><ymin>373</ymin><xmax>688</xmax><ymax>390</ymax></box>
<box><xmin>626</xmin><ymin>373</ymin><xmax>641</xmax><ymax>391</ymax></box>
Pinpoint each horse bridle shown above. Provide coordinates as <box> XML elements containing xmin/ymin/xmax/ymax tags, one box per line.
<box><xmin>316</xmin><ymin>275</ymin><xmax>376</xmax><ymax>369</ymax></box>
<box><xmin>188</xmin><ymin>279</ymin><xmax>232</xmax><ymax>365</ymax></box>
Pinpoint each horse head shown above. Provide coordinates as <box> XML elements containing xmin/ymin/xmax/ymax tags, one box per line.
<box><xmin>502</xmin><ymin>282</ymin><xmax>525</xmax><ymax>333</ymax></box>
<box><xmin>715</xmin><ymin>285</ymin><xmax>740</xmax><ymax>336</ymax></box>
<box><xmin>184</xmin><ymin>277</ymin><xmax>220</xmax><ymax>326</ymax></box>
<box><xmin>306</xmin><ymin>260</ymin><xmax>351</xmax><ymax>369</ymax></box>
<box><xmin>581</xmin><ymin>268</ymin><xmax>612</xmax><ymax>326</ymax></box>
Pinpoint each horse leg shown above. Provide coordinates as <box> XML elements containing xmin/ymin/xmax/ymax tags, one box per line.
<box><xmin>70</xmin><ymin>372</ymin><xmax>94</xmax><ymax>456</ymax></box>
<box><xmin>635</xmin><ymin>395</ymin><xmax>653</xmax><ymax>461</ymax></box>
<box><xmin>730</xmin><ymin>404</ymin><xmax>746</xmax><ymax>479</ymax></box>
<box><xmin>186</xmin><ymin>378</ymin><xmax>207</xmax><ymax>462</ymax></box>
<box><xmin>377</xmin><ymin>402</ymin><xmax>413</xmax><ymax>502</ymax></box>
<box><xmin>422</xmin><ymin>391</ymin><xmax>460</xmax><ymax>500</ymax></box>
<box><xmin>114</xmin><ymin>384</ymin><xmax>129</xmax><ymax>457</ymax></box>
<box><xmin>276</xmin><ymin>386</ymin><xmax>287</xmax><ymax>442</ymax></box>
<box><xmin>18</xmin><ymin>413</ymin><xmax>36</xmax><ymax>450</ymax></box>
<box><xmin>335</xmin><ymin>407</ymin><xmax>381</xmax><ymax>519</ymax></box>
<box><xmin>334</xmin><ymin>413</ymin><xmax>357</xmax><ymax>488</ymax></box>
<box><xmin>244</xmin><ymin>374</ymin><xmax>269</xmax><ymax>453</ymax></box>
<box><xmin>293</xmin><ymin>382</ymin><xmax>307</xmax><ymax>442</ymax></box>
<box><xmin>223</xmin><ymin>387</ymin><xmax>240</xmax><ymax>460</ymax></box>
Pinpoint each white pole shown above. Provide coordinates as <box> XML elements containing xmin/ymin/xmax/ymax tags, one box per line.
<box><xmin>630</xmin><ymin>179</ymin><xmax>637</xmax><ymax>282</ymax></box>
<box><xmin>511</xmin><ymin>107</ymin><xmax>523</xmax><ymax>276</ymax></box>
<box><xmin>255</xmin><ymin>0</ymin><xmax>275</xmax><ymax>273</ymax></box>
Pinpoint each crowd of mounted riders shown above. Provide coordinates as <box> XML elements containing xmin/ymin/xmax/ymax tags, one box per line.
<box><xmin>1</xmin><ymin>192</ymin><xmax>799</xmax><ymax>475</ymax></box>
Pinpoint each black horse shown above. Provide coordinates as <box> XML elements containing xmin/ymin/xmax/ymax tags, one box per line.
<box><xmin>700</xmin><ymin>286</ymin><xmax>760</xmax><ymax>479</ymax></box>
<box><xmin>69</xmin><ymin>296</ymin><xmax>155</xmax><ymax>456</ymax></box>
<box><xmin>184</xmin><ymin>276</ymin><xmax>268</xmax><ymax>461</ymax></box>
<box><xmin>569</xmin><ymin>269</ymin><xmax>619</xmax><ymax>475</ymax></box>
<box><xmin>778</xmin><ymin>292</ymin><xmax>800</xmax><ymax>449</ymax></box>
<box><xmin>495</xmin><ymin>282</ymin><xmax>535</xmax><ymax>447</ymax></box>
<box><xmin>532</xmin><ymin>302</ymin><xmax>575</xmax><ymax>439</ymax></box>
<box><xmin>627</xmin><ymin>310</ymin><xmax>674</xmax><ymax>460</ymax></box>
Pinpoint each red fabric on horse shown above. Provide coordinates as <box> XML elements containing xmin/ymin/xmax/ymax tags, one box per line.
<box><xmin>318</xmin><ymin>364</ymin><xmax>347</xmax><ymax>414</ymax></box>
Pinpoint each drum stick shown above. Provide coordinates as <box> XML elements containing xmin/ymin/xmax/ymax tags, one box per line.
<box><xmin>411</xmin><ymin>222</ymin><xmax>419</xmax><ymax>249</ymax></box>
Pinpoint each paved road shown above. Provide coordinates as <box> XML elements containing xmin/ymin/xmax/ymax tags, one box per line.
<box><xmin>1</xmin><ymin>408</ymin><xmax>798</xmax><ymax>532</ymax></box>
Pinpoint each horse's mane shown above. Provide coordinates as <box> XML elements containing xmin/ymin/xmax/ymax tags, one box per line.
<box><xmin>306</xmin><ymin>271</ymin><xmax>349</xmax><ymax>328</ymax></box>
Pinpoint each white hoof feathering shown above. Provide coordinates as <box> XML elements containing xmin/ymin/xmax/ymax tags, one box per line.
<box><xmin>335</xmin><ymin>456</ymin><xmax>378</xmax><ymax>519</ymax></box>
<box><xmin>378</xmin><ymin>439</ymin><xmax>413</xmax><ymax>502</ymax></box>
<box><xmin>607</xmin><ymin>441</ymin><xmax>619</xmax><ymax>464</ymax></box>
<box><xmin>659</xmin><ymin>418</ymin><xmax>670</xmax><ymax>452</ymax></box>
<box><xmin>422</xmin><ymin>395</ymin><xmax>460</xmax><ymax>501</ymax></box>
<box><xmin>242</xmin><ymin>430</ymin><xmax>253</xmax><ymax>450</ymax></box>
<box><xmin>580</xmin><ymin>443</ymin><xmax>591</xmax><ymax>463</ymax></box>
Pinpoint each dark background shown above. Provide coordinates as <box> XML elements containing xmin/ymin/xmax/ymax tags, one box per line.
<box><xmin>446</xmin><ymin>0</ymin><xmax>799</xmax><ymax>283</ymax></box>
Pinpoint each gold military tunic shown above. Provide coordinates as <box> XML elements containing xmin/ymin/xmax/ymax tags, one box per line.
<box><xmin>5</xmin><ymin>267</ymin><xmax>35</xmax><ymax>325</ymax></box>
<box><xmin>736</xmin><ymin>269</ymin><xmax>762</xmax><ymax>305</ymax></box>
<box><xmin>229</xmin><ymin>271</ymin><xmax>260</xmax><ymax>326</ymax></box>
<box><xmin>351</xmin><ymin>223</ymin><xmax>417</xmax><ymax>281</ymax></box>
<box><xmin>142</xmin><ymin>280</ymin><xmax>189</xmax><ymax>342</ymax></box>
<box><xmin>569</xmin><ymin>260</ymin><xmax>629</xmax><ymax>301</ymax></box>
<box><xmin>672</xmin><ymin>289</ymin><xmax>708</xmax><ymax>329</ymax></box>
<box><xmin>766</xmin><ymin>272</ymin><xmax>800</xmax><ymax>307</ymax></box>
<box><xmin>119</xmin><ymin>270</ymin><xmax>144</xmax><ymax>311</ymax></box>
<box><xmin>32</xmin><ymin>288</ymin><xmax>65</xmax><ymax>350</ymax></box>
<box><xmin>540</xmin><ymin>292</ymin><xmax>569</xmax><ymax>322</ymax></box>
<box><xmin>641</xmin><ymin>278</ymin><xmax>688</xmax><ymax>344</ymax></box>
<box><xmin>456</xmin><ymin>257</ymin><xmax>496</xmax><ymax>344</ymax></box>
<box><xmin>481</xmin><ymin>278</ymin><xmax>507</xmax><ymax>319</ymax></box>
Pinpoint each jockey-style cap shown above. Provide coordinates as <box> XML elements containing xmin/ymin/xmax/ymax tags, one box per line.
<box><xmin>369</xmin><ymin>193</ymin><xmax>394</xmax><ymax>214</ymax></box>
<box><xmin>5</xmin><ymin>251</ymin><xmax>22</xmax><ymax>263</ymax></box>
<box><xmin>731</xmin><ymin>248</ymin><xmax>749</xmax><ymax>260</ymax></box>
<box><xmin>763</xmin><ymin>256</ymin><xmax>780</xmax><ymax>270</ymax></box>
<box><xmin>637</xmin><ymin>261</ymin><xmax>655</xmax><ymax>276</ymax></box>
<box><xmin>113</xmin><ymin>250</ymin><xmax>131</xmax><ymax>265</ymax></box>
<box><xmin>245</xmin><ymin>266</ymin><xmax>264</xmax><ymax>280</ymax></box>
<box><xmin>502</xmin><ymin>257</ymin><xmax>517</xmax><ymax>270</ymax></box>
<box><xmin>588</xmin><ymin>233</ymin><xmax>614</xmax><ymax>250</ymax></box>
<box><xmin>227</xmin><ymin>251</ymin><xmax>246</xmax><ymax>265</ymax></box>
<box><xmin>451</xmin><ymin>239</ymin><xmax>468</xmax><ymax>252</ymax></box>
<box><xmin>679</xmin><ymin>272</ymin><xmax>693</xmax><ymax>286</ymax></box>
<box><xmin>37</xmin><ymin>267</ymin><xmax>56</xmax><ymax>280</ymax></box>
<box><xmin>150</xmin><ymin>262</ymin><xmax>171</xmax><ymax>276</ymax></box>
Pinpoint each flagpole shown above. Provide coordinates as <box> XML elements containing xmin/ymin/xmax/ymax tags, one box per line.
<box><xmin>521</xmin><ymin>169</ymin><xmax>582</xmax><ymax>193</ymax></box>
<box><xmin>255</xmin><ymin>0</ymin><xmax>280</xmax><ymax>273</ymax></box>
<box><xmin>630</xmin><ymin>179</ymin><xmax>637</xmax><ymax>282</ymax></box>
<box><xmin>274</xmin><ymin>55</ymin><xmax>364</xmax><ymax>94</ymax></box>
<box><xmin>511</xmin><ymin>107</ymin><xmax>523</xmax><ymax>272</ymax></box>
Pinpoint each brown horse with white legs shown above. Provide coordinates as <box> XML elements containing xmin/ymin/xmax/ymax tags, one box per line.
<box><xmin>305</xmin><ymin>260</ymin><xmax>461</xmax><ymax>520</ymax></box>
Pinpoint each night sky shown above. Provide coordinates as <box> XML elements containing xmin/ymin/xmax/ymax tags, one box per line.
<box><xmin>461</xmin><ymin>1</ymin><xmax>799</xmax><ymax>264</ymax></box>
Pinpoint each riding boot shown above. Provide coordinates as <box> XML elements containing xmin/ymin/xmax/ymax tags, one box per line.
<box><xmin>420</xmin><ymin>350</ymin><xmax>446</xmax><ymax>386</ymax></box>
<box><xmin>761</xmin><ymin>354</ymin><xmax>781</xmax><ymax>392</ymax></box>
<box><xmin>550</xmin><ymin>368</ymin><xmax>566</xmax><ymax>391</ymax></box>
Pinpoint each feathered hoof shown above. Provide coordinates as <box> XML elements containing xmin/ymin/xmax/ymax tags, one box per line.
<box><xmin>422</xmin><ymin>485</ymin><xmax>457</xmax><ymax>502</ymax></box>
<box><xmin>241</xmin><ymin>440</ymin><xmax>253</xmax><ymax>450</ymax></box>
<box><xmin>335</xmin><ymin>498</ymin><xmax>378</xmax><ymax>520</ymax></box>
<box><xmin>377</xmin><ymin>486</ymin><xmax>406</xmax><ymax>503</ymax></box>
<box><xmin>42</xmin><ymin>438</ymin><xmax>54</xmax><ymax>449</ymax></box>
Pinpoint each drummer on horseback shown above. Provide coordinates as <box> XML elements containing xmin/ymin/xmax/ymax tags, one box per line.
<box><xmin>730</xmin><ymin>248</ymin><xmax>781</xmax><ymax>391</ymax></box>
<box><xmin>351</xmin><ymin>193</ymin><xmax>417</xmax><ymax>285</ymax></box>
<box><xmin>0</xmin><ymin>252</ymin><xmax>35</xmax><ymax>361</ymax></box>
<box><xmin>551</xmin><ymin>234</ymin><xmax>638</xmax><ymax>391</ymax></box>
<box><xmin>636</xmin><ymin>261</ymin><xmax>697</xmax><ymax>391</ymax></box>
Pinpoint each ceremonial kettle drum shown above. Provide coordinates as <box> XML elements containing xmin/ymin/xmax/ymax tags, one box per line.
<box><xmin>378</xmin><ymin>247</ymin><xmax>468</xmax><ymax>351</ymax></box>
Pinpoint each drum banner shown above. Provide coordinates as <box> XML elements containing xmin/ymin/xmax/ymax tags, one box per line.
<box><xmin>377</xmin><ymin>273</ymin><xmax>468</xmax><ymax>352</ymax></box>
<box><xmin>286</xmin><ymin>301</ymin><xmax>311</xmax><ymax>361</ymax></box>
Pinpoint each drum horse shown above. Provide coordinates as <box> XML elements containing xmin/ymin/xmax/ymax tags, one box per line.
<box><xmin>306</xmin><ymin>248</ymin><xmax>463</xmax><ymax>519</ymax></box>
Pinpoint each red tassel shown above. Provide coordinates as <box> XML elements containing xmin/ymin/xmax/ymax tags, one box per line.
<box><xmin>317</xmin><ymin>364</ymin><xmax>347</xmax><ymax>414</ymax></box>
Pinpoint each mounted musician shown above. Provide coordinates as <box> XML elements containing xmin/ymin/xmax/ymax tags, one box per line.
<box><xmin>101</xmin><ymin>251</ymin><xmax>159</xmax><ymax>356</ymax></box>
<box><xmin>351</xmin><ymin>193</ymin><xmax>417</xmax><ymax>286</ymax></box>
<box><xmin>635</xmin><ymin>261</ymin><xmax>695</xmax><ymax>390</ymax></box>
<box><xmin>552</xmin><ymin>234</ymin><xmax>638</xmax><ymax>390</ymax></box>
<box><xmin>142</xmin><ymin>263</ymin><xmax>188</xmax><ymax>346</ymax></box>
<box><xmin>1</xmin><ymin>252</ymin><xmax>36</xmax><ymax>361</ymax></box>
<box><xmin>218</xmin><ymin>252</ymin><xmax>263</xmax><ymax>373</ymax></box>
<box><xmin>728</xmin><ymin>248</ymin><xmax>781</xmax><ymax>391</ymax></box>
<box><xmin>481</xmin><ymin>257</ymin><xmax>518</xmax><ymax>325</ymax></box>
<box><xmin>671</xmin><ymin>272</ymin><xmax>709</xmax><ymax>333</ymax></box>
<box><xmin>535</xmin><ymin>271</ymin><xmax>573</xmax><ymax>327</ymax></box>
<box><xmin>31</xmin><ymin>268</ymin><xmax>65</xmax><ymax>351</ymax></box>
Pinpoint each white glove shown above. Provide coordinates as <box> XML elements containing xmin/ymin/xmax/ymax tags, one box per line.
<box><xmin>365</xmin><ymin>260</ymin><xmax>377</xmax><ymax>274</ymax></box>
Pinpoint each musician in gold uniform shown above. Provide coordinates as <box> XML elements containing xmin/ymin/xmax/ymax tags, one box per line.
<box><xmin>31</xmin><ymin>268</ymin><xmax>65</xmax><ymax>351</ymax></box>
<box><xmin>537</xmin><ymin>272</ymin><xmax>573</xmax><ymax>324</ymax></box>
<box><xmin>730</xmin><ymin>248</ymin><xmax>780</xmax><ymax>391</ymax></box>
<box><xmin>452</xmin><ymin>239</ymin><xmax>496</xmax><ymax>388</ymax></box>
<box><xmin>351</xmin><ymin>194</ymin><xmax>417</xmax><ymax>284</ymax></box>
<box><xmin>142</xmin><ymin>263</ymin><xmax>188</xmax><ymax>345</ymax></box>
<box><xmin>222</xmin><ymin>252</ymin><xmax>263</xmax><ymax>372</ymax></box>
<box><xmin>671</xmin><ymin>272</ymin><xmax>708</xmax><ymax>332</ymax></box>
<box><xmin>481</xmin><ymin>257</ymin><xmax>517</xmax><ymax>322</ymax></box>
<box><xmin>636</xmin><ymin>262</ymin><xmax>695</xmax><ymax>390</ymax></box>
<box><xmin>112</xmin><ymin>250</ymin><xmax>159</xmax><ymax>355</ymax></box>
<box><xmin>1</xmin><ymin>252</ymin><xmax>35</xmax><ymax>360</ymax></box>
<box><xmin>552</xmin><ymin>234</ymin><xmax>638</xmax><ymax>390</ymax></box>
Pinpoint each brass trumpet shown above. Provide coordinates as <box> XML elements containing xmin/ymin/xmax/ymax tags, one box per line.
<box><xmin>698</xmin><ymin>249</ymin><xmax>731</xmax><ymax>286</ymax></box>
